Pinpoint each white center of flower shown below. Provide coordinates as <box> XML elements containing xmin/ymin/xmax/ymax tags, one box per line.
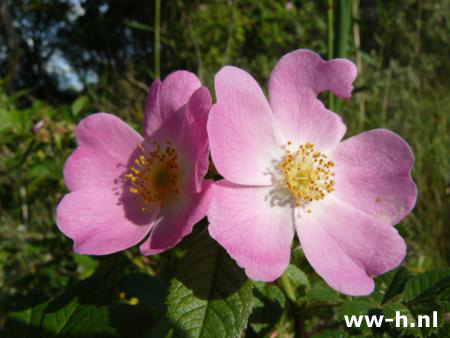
<box><xmin>125</xmin><ymin>141</ymin><xmax>179</xmax><ymax>207</ymax></box>
<box><xmin>277</xmin><ymin>141</ymin><xmax>335</xmax><ymax>211</ymax></box>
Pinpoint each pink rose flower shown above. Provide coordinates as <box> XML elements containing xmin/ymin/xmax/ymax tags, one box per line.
<box><xmin>206</xmin><ymin>49</ymin><xmax>417</xmax><ymax>295</ymax></box>
<box><xmin>56</xmin><ymin>71</ymin><xmax>213</xmax><ymax>255</ymax></box>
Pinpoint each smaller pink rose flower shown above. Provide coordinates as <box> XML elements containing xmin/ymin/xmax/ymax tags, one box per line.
<box><xmin>206</xmin><ymin>49</ymin><xmax>417</xmax><ymax>295</ymax></box>
<box><xmin>56</xmin><ymin>71</ymin><xmax>213</xmax><ymax>255</ymax></box>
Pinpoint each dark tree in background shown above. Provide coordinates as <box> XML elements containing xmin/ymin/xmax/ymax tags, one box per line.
<box><xmin>1</xmin><ymin>1</ymin><xmax>448</xmax><ymax>103</ymax></box>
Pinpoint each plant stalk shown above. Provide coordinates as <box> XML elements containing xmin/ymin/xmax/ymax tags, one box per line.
<box><xmin>154</xmin><ymin>0</ymin><xmax>161</xmax><ymax>79</ymax></box>
<box><xmin>327</xmin><ymin>0</ymin><xmax>335</xmax><ymax>111</ymax></box>
<box><xmin>280</xmin><ymin>271</ymin><xmax>296</xmax><ymax>303</ymax></box>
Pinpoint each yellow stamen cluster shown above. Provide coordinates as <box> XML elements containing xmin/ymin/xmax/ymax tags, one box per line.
<box><xmin>278</xmin><ymin>142</ymin><xmax>335</xmax><ymax>207</ymax></box>
<box><xmin>125</xmin><ymin>141</ymin><xmax>179</xmax><ymax>207</ymax></box>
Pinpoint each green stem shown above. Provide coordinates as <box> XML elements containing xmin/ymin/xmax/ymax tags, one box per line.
<box><xmin>154</xmin><ymin>0</ymin><xmax>161</xmax><ymax>79</ymax></box>
<box><xmin>327</xmin><ymin>0</ymin><xmax>334</xmax><ymax>61</ymax></box>
<box><xmin>327</xmin><ymin>0</ymin><xmax>335</xmax><ymax>111</ymax></box>
<box><xmin>280</xmin><ymin>272</ymin><xmax>307</xmax><ymax>337</ymax></box>
<box><xmin>280</xmin><ymin>271</ymin><xmax>296</xmax><ymax>303</ymax></box>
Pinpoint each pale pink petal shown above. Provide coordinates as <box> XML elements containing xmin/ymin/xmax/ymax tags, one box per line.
<box><xmin>142</xmin><ymin>87</ymin><xmax>211</xmax><ymax>194</ymax></box>
<box><xmin>182</xmin><ymin>86</ymin><xmax>211</xmax><ymax>192</ymax></box>
<box><xmin>207</xmin><ymin>180</ymin><xmax>294</xmax><ymax>281</ymax></box>
<box><xmin>64</xmin><ymin>113</ymin><xmax>142</xmax><ymax>191</ymax></box>
<box><xmin>143</xmin><ymin>79</ymin><xmax>161</xmax><ymax>137</ymax></box>
<box><xmin>332</xmin><ymin>129</ymin><xmax>417</xmax><ymax>225</ymax></box>
<box><xmin>296</xmin><ymin>196</ymin><xmax>406</xmax><ymax>296</ymax></box>
<box><xmin>269</xmin><ymin>49</ymin><xmax>355</xmax><ymax>151</ymax></box>
<box><xmin>140</xmin><ymin>180</ymin><xmax>213</xmax><ymax>255</ymax></box>
<box><xmin>56</xmin><ymin>188</ymin><xmax>159</xmax><ymax>255</ymax></box>
<box><xmin>160</xmin><ymin>71</ymin><xmax>201</xmax><ymax>117</ymax></box>
<box><xmin>144</xmin><ymin>71</ymin><xmax>201</xmax><ymax>136</ymax></box>
<box><xmin>208</xmin><ymin>66</ymin><xmax>284</xmax><ymax>185</ymax></box>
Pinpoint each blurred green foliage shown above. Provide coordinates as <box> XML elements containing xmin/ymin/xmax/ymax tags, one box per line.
<box><xmin>0</xmin><ymin>0</ymin><xmax>449</xmax><ymax>336</ymax></box>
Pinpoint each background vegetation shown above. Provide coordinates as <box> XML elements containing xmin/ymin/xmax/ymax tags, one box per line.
<box><xmin>0</xmin><ymin>0</ymin><xmax>449</xmax><ymax>337</ymax></box>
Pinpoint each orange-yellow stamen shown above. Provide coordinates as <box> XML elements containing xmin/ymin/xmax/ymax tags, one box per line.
<box><xmin>125</xmin><ymin>141</ymin><xmax>179</xmax><ymax>207</ymax></box>
<box><xmin>278</xmin><ymin>142</ymin><xmax>335</xmax><ymax>207</ymax></box>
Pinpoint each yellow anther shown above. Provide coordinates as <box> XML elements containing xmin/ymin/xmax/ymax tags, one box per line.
<box><xmin>278</xmin><ymin>142</ymin><xmax>335</xmax><ymax>210</ymax></box>
<box><xmin>124</xmin><ymin>142</ymin><xmax>179</xmax><ymax>207</ymax></box>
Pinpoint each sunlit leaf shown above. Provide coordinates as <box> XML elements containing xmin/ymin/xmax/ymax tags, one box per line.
<box><xmin>167</xmin><ymin>231</ymin><xmax>253</xmax><ymax>337</ymax></box>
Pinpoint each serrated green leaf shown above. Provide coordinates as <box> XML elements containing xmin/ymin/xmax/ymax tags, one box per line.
<box><xmin>383</xmin><ymin>303</ymin><xmax>422</xmax><ymax>337</ymax></box>
<box><xmin>337</xmin><ymin>301</ymin><xmax>374</xmax><ymax>317</ymax></box>
<box><xmin>336</xmin><ymin>301</ymin><xmax>376</xmax><ymax>334</ymax></box>
<box><xmin>381</xmin><ymin>267</ymin><xmax>410</xmax><ymax>304</ymax></box>
<box><xmin>408</xmin><ymin>301</ymin><xmax>444</xmax><ymax>336</ymax></box>
<box><xmin>45</xmin><ymin>302</ymin><xmax>152</xmax><ymax>338</ymax></box>
<box><xmin>404</xmin><ymin>268</ymin><xmax>450</xmax><ymax>304</ymax></box>
<box><xmin>41</xmin><ymin>259</ymin><xmax>121</xmax><ymax>336</ymax></box>
<box><xmin>307</xmin><ymin>282</ymin><xmax>341</xmax><ymax>303</ymax></box>
<box><xmin>249</xmin><ymin>281</ymin><xmax>285</xmax><ymax>335</ymax></box>
<box><xmin>3</xmin><ymin>292</ymin><xmax>49</xmax><ymax>338</ymax></box>
<box><xmin>167</xmin><ymin>231</ymin><xmax>253</xmax><ymax>338</ymax></box>
<box><xmin>371</xmin><ymin>267</ymin><xmax>410</xmax><ymax>305</ymax></box>
<box><xmin>286</xmin><ymin>264</ymin><xmax>310</xmax><ymax>294</ymax></box>
<box><xmin>38</xmin><ymin>256</ymin><xmax>153</xmax><ymax>337</ymax></box>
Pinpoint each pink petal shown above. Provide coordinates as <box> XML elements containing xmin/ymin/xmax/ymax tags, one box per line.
<box><xmin>333</xmin><ymin>129</ymin><xmax>417</xmax><ymax>225</ymax></box>
<box><xmin>208</xmin><ymin>66</ymin><xmax>284</xmax><ymax>185</ymax></box>
<box><xmin>269</xmin><ymin>49</ymin><xmax>355</xmax><ymax>151</ymax></box>
<box><xmin>142</xmin><ymin>86</ymin><xmax>211</xmax><ymax>194</ymax></box>
<box><xmin>144</xmin><ymin>71</ymin><xmax>201</xmax><ymax>136</ymax></box>
<box><xmin>140</xmin><ymin>180</ymin><xmax>213</xmax><ymax>255</ymax></box>
<box><xmin>64</xmin><ymin>113</ymin><xmax>143</xmax><ymax>191</ymax></box>
<box><xmin>183</xmin><ymin>87</ymin><xmax>212</xmax><ymax>192</ymax></box>
<box><xmin>207</xmin><ymin>180</ymin><xmax>294</xmax><ymax>282</ymax></box>
<box><xmin>56</xmin><ymin>188</ymin><xmax>159</xmax><ymax>255</ymax></box>
<box><xmin>297</xmin><ymin>196</ymin><xmax>406</xmax><ymax>296</ymax></box>
<box><xmin>143</xmin><ymin>79</ymin><xmax>161</xmax><ymax>137</ymax></box>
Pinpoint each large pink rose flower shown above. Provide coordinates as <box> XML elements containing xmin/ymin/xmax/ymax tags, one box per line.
<box><xmin>57</xmin><ymin>71</ymin><xmax>213</xmax><ymax>255</ymax></box>
<box><xmin>206</xmin><ymin>49</ymin><xmax>417</xmax><ymax>296</ymax></box>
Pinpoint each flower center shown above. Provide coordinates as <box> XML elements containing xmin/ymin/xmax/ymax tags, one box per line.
<box><xmin>125</xmin><ymin>141</ymin><xmax>179</xmax><ymax>207</ymax></box>
<box><xmin>278</xmin><ymin>141</ymin><xmax>335</xmax><ymax>208</ymax></box>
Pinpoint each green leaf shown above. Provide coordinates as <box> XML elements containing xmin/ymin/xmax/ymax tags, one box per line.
<box><xmin>371</xmin><ymin>267</ymin><xmax>410</xmax><ymax>305</ymax></box>
<box><xmin>119</xmin><ymin>272</ymin><xmax>167</xmax><ymax>315</ymax></box>
<box><xmin>408</xmin><ymin>301</ymin><xmax>444</xmax><ymax>336</ymax></box>
<box><xmin>434</xmin><ymin>322</ymin><xmax>450</xmax><ymax>338</ymax></box>
<box><xmin>381</xmin><ymin>267</ymin><xmax>410</xmax><ymax>304</ymax></box>
<box><xmin>37</xmin><ymin>256</ymin><xmax>154</xmax><ymax>337</ymax></box>
<box><xmin>41</xmin><ymin>259</ymin><xmax>120</xmax><ymax>335</ymax></box>
<box><xmin>46</xmin><ymin>302</ymin><xmax>152</xmax><ymax>338</ymax></box>
<box><xmin>307</xmin><ymin>282</ymin><xmax>341</xmax><ymax>303</ymax></box>
<box><xmin>73</xmin><ymin>254</ymin><xmax>98</xmax><ymax>279</ymax></box>
<box><xmin>249</xmin><ymin>282</ymin><xmax>285</xmax><ymax>335</ymax></box>
<box><xmin>286</xmin><ymin>264</ymin><xmax>310</xmax><ymax>295</ymax></box>
<box><xmin>404</xmin><ymin>268</ymin><xmax>450</xmax><ymax>304</ymax></box>
<box><xmin>337</xmin><ymin>301</ymin><xmax>373</xmax><ymax>317</ymax></box>
<box><xmin>336</xmin><ymin>301</ymin><xmax>376</xmax><ymax>334</ymax></box>
<box><xmin>123</xmin><ymin>20</ymin><xmax>154</xmax><ymax>32</ymax></box>
<box><xmin>71</xmin><ymin>96</ymin><xmax>89</xmax><ymax>116</ymax></box>
<box><xmin>3</xmin><ymin>292</ymin><xmax>49</xmax><ymax>338</ymax></box>
<box><xmin>383</xmin><ymin>303</ymin><xmax>422</xmax><ymax>337</ymax></box>
<box><xmin>167</xmin><ymin>231</ymin><xmax>253</xmax><ymax>338</ymax></box>
<box><xmin>437</xmin><ymin>287</ymin><xmax>450</xmax><ymax>312</ymax></box>
<box><xmin>312</xmin><ymin>329</ymin><xmax>350</xmax><ymax>338</ymax></box>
